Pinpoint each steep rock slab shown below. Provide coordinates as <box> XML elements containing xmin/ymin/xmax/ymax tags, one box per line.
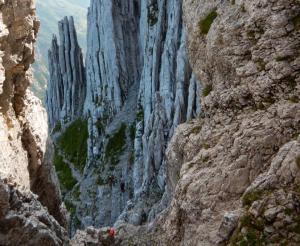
<box><xmin>95</xmin><ymin>0</ymin><xmax>300</xmax><ymax>244</ymax></box>
<box><xmin>146</xmin><ymin>0</ymin><xmax>300</xmax><ymax>245</ymax></box>
<box><xmin>75</xmin><ymin>0</ymin><xmax>201</xmax><ymax>230</ymax></box>
<box><xmin>0</xmin><ymin>0</ymin><xmax>39</xmax><ymax>189</ymax></box>
<box><xmin>0</xmin><ymin>179</ymin><xmax>69</xmax><ymax>245</ymax></box>
<box><xmin>0</xmin><ymin>0</ymin><xmax>66</xmax><ymax>229</ymax></box>
<box><xmin>84</xmin><ymin>0</ymin><xmax>140</xmax><ymax>117</ymax></box>
<box><xmin>46</xmin><ymin>16</ymin><xmax>86</xmax><ymax>130</ymax></box>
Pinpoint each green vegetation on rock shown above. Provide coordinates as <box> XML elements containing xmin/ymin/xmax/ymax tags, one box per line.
<box><xmin>242</xmin><ymin>190</ymin><xmax>264</xmax><ymax>207</ymax></box>
<box><xmin>54</xmin><ymin>152</ymin><xmax>77</xmax><ymax>191</ymax></box>
<box><xmin>230</xmin><ymin>213</ymin><xmax>266</xmax><ymax>246</ymax></box>
<box><xmin>65</xmin><ymin>200</ymin><xmax>76</xmax><ymax>216</ymax></box>
<box><xmin>129</xmin><ymin>124</ymin><xmax>136</xmax><ymax>141</ymax></box>
<box><xmin>52</xmin><ymin>122</ymin><xmax>61</xmax><ymax>133</ymax></box>
<box><xmin>105</xmin><ymin>123</ymin><xmax>127</xmax><ymax>165</ymax></box>
<box><xmin>198</xmin><ymin>9</ymin><xmax>218</xmax><ymax>34</ymax></box>
<box><xmin>72</xmin><ymin>185</ymin><xmax>81</xmax><ymax>199</ymax></box>
<box><xmin>296</xmin><ymin>156</ymin><xmax>300</xmax><ymax>169</ymax></box>
<box><xmin>136</xmin><ymin>108</ymin><xmax>144</xmax><ymax>122</ymax></box>
<box><xmin>57</xmin><ymin>119</ymin><xmax>88</xmax><ymax>173</ymax></box>
<box><xmin>202</xmin><ymin>84</ymin><xmax>213</xmax><ymax>97</ymax></box>
<box><xmin>96</xmin><ymin>175</ymin><xmax>106</xmax><ymax>186</ymax></box>
<box><xmin>147</xmin><ymin>2</ymin><xmax>158</xmax><ymax>26</ymax></box>
<box><xmin>292</xmin><ymin>14</ymin><xmax>300</xmax><ymax>30</ymax></box>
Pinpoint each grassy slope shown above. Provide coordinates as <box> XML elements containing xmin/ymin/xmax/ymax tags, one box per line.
<box><xmin>31</xmin><ymin>0</ymin><xmax>88</xmax><ymax>100</ymax></box>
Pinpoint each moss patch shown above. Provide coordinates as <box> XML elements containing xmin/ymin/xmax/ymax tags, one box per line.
<box><xmin>52</xmin><ymin>122</ymin><xmax>62</xmax><ymax>133</ymax></box>
<box><xmin>190</xmin><ymin>125</ymin><xmax>202</xmax><ymax>135</ymax></box>
<box><xmin>202</xmin><ymin>84</ymin><xmax>213</xmax><ymax>97</ymax></box>
<box><xmin>95</xmin><ymin>119</ymin><xmax>104</xmax><ymax>133</ymax></box>
<box><xmin>96</xmin><ymin>175</ymin><xmax>106</xmax><ymax>186</ymax></box>
<box><xmin>202</xmin><ymin>143</ymin><xmax>210</xmax><ymax>150</ymax></box>
<box><xmin>54</xmin><ymin>152</ymin><xmax>77</xmax><ymax>191</ymax></box>
<box><xmin>242</xmin><ymin>190</ymin><xmax>264</xmax><ymax>207</ymax></box>
<box><xmin>257</xmin><ymin>59</ymin><xmax>266</xmax><ymax>71</ymax></box>
<box><xmin>129</xmin><ymin>124</ymin><xmax>136</xmax><ymax>141</ymax></box>
<box><xmin>296</xmin><ymin>156</ymin><xmax>300</xmax><ymax>169</ymax></box>
<box><xmin>72</xmin><ymin>185</ymin><xmax>81</xmax><ymax>199</ymax></box>
<box><xmin>136</xmin><ymin>109</ymin><xmax>144</xmax><ymax>122</ymax></box>
<box><xmin>65</xmin><ymin>200</ymin><xmax>76</xmax><ymax>217</ymax></box>
<box><xmin>57</xmin><ymin>119</ymin><xmax>88</xmax><ymax>173</ymax></box>
<box><xmin>289</xmin><ymin>96</ymin><xmax>299</xmax><ymax>103</ymax></box>
<box><xmin>292</xmin><ymin>14</ymin><xmax>300</xmax><ymax>30</ymax></box>
<box><xmin>105</xmin><ymin>123</ymin><xmax>127</xmax><ymax>165</ymax></box>
<box><xmin>275</xmin><ymin>55</ymin><xmax>291</xmax><ymax>62</ymax></box>
<box><xmin>286</xmin><ymin>76</ymin><xmax>297</xmax><ymax>90</ymax></box>
<box><xmin>147</xmin><ymin>1</ymin><xmax>158</xmax><ymax>26</ymax></box>
<box><xmin>230</xmin><ymin>213</ymin><xmax>266</xmax><ymax>245</ymax></box>
<box><xmin>198</xmin><ymin>9</ymin><xmax>218</xmax><ymax>34</ymax></box>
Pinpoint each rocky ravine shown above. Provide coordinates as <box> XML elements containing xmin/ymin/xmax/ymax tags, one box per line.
<box><xmin>151</xmin><ymin>0</ymin><xmax>300</xmax><ymax>245</ymax></box>
<box><xmin>71</xmin><ymin>0</ymin><xmax>300</xmax><ymax>245</ymax></box>
<box><xmin>0</xmin><ymin>0</ymin><xmax>68</xmax><ymax>244</ymax></box>
<box><xmin>1</xmin><ymin>0</ymin><xmax>300</xmax><ymax>245</ymax></box>
<box><xmin>46</xmin><ymin>0</ymin><xmax>201</xmax><ymax>234</ymax></box>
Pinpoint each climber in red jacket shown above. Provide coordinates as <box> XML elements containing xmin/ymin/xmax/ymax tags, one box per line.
<box><xmin>107</xmin><ymin>227</ymin><xmax>115</xmax><ymax>238</ymax></box>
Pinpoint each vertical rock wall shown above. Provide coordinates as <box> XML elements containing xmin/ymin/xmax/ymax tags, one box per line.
<box><xmin>0</xmin><ymin>0</ymin><xmax>67</xmax><ymax>241</ymax></box>
<box><xmin>46</xmin><ymin>0</ymin><xmax>201</xmax><ymax>232</ymax></box>
<box><xmin>74</xmin><ymin>0</ymin><xmax>201</xmax><ymax>229</ymax></box>
<box><xmin>46</xmin><ymin>16</ymin><xmax>86</xmax><ymax>130</ymax></box>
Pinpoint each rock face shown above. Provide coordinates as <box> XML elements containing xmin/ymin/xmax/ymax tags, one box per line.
<box><xmin>0</xmin><ymin>179</ymin><xmax>69</xmax><ymax>245</ymax></box>
<box><xmin>0</xmin><ymin>0</ymin><xmax>39</xmax><ymax>189</ymax></box>
<box><xmin>44</xmin><ymin>0</ymin><xmax>300</xmax><ymax>245</ymax></box>
<box><xmin>72</xmin><ymin>0</ymin><xmax>300</xmax><ymax>245</ymax></box>
<box><xmin>46</xmin><ymin>0</ymin><xmax>201</xmax><ymax>233</ymax></box>
<box><xmin>75</xmin><ymin>0</ymin><xmax>200</xmax><ymax>230</ymax></box>
<box><xmin>46</xmin><ymin>16</ymin><xmax>86</xmax><ymax>130</ymax></box>
<box><xmin>0</xmin><ymin>0</ymin><xmax>67</xmax><ymax>242</ymax></box>
<box><xmin>142</xmin><ymin>0</ymin><xmax>300</xmax><ymax>245</ymax></box>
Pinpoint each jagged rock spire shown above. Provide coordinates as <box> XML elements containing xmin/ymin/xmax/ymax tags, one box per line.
<box><xmin>46</xmin><ymin>16</ymin><xmax>86</xmax><ymax>130</ymax></box>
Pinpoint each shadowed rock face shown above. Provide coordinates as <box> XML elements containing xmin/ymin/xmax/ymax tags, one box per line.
<box><xmin>0</xmin><ymin>179</ymin><xmax>69</xmax><ymax>245</ymax></box>
<box><xmin>75</xmin><ymin>0</ymin><xmax>201</xmax><ymax>229</ymax></box>
<box><xmin>46</xmin><ymin>0</ymin><xmax>201</xmax><ymax>232</ymax></box>
<box><xmin>1</xmin><ymin>0</ymin><xmax>299</xmax><ymax>245</ymax></box>
<box><xmin>46</xmin><ymin>16</ymin><xmax>86</xmax><ymax>130</ymax></box>
<box><xmin>0</xmin><ymin>0</ymin><xmax>67</xmax><ymax>241</ymax></box>
<box><xmin>74</xmin><ymin>0</ymin><xmax>300</xmax><ymax>245</ymax></box>
<box><xmin>147</xmin><ymin>0</ymin><xmax>300</xmax><ymax>245</ymax></box>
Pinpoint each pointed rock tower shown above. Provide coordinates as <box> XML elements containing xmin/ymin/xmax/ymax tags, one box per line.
<box><xmin>46</xmin><ymin>16</ymin><xmax>86</xmax><ymax>130</ymax></box>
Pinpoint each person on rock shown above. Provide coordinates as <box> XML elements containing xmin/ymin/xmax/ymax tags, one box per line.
<box><xmin>120</xmin><ymin>181</ymin><xmax>125</xmax><ymax>193</ymax></box>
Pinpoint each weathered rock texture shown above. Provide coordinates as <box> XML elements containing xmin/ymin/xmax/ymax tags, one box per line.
<box><xmin>0</xmin><ymin>179</ymin><xmax>69</xmax><ymax>245</ymax></box>
<box><xmin>0</xmin><ymin>0</ymin><xmax>67</xmax><ymax>239</ymax></box>
<box><xmin>46</xmin><ymin>0</ymin><xmax>300</xmax><ymax>245</ymax></box>
<box><xmin>0</xmin><ymin>0</ymin><xmax>40</xmax><ymax>189</ymax></box>
<box><xmin>46</xmin><ymin>0</ymin><xmax>200</xmax><ymax>234</ymax></box>
<box><xmin>46</xmin><ymin>16</ymin><xmax>86</xmax><ymax>130</ymax></box>
<box><xmin>76</xmin><ymin>0</ymin><xmax>200</xmax><ymax>230</ymax></box>
<box><xmin>139</xmin><ymin>0</ymin><xmax>300</xmax><ymax>245</ymax></box>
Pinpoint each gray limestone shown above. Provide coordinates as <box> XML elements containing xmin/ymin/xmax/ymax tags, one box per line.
<box><xmin>46</xmin><ymin>0</ymin><xmax>201</xmax><ymax>231</ymax></box>
<box><xmin>78</xmin><ymin>0</ymin><xmax>201</xmax><ymax>228</ymax></box>
<box><xmin>46</xmin><ymin>16</ymin><xmax>86</xmax><ymax>130</ymax></box>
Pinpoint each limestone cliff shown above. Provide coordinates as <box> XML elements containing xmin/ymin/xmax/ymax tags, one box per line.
<box><xmin>0</xmin><ymin>0</ymin><xmax>67</xmax><ymax>243</ymax></box>
<box><xmin>44</xmin><ymin>0</ymin><xmax>300</xmax><ymax>245</ymax></box>
<box><xmin>145</xmin><ymin>0</ymin><xmax>300</xmax><ymax>245</ymax></box>
<box><xmin>46</xmin><ymin>0</ymin><xmax>200</xmax><ymax>232</ymax></box>
<box><xmin>46</xmin><ymin>16</ymin><xmax>86</xmax><ymax>130</ymax></box>
<box><xmin>73</xmin><ymin>0</ymin><xmax>300</xmax><ymax>245</ymax></box>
